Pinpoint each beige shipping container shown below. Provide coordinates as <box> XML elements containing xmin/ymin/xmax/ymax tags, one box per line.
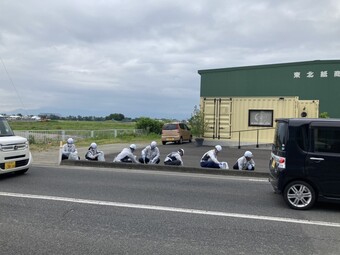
<box><xmin>201</xmin><ymin>96</ymin><xmax>319</xmax><ymax>145</ymax></box>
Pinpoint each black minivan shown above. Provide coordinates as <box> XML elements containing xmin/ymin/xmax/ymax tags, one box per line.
<box><xmin>269</xmin><ymin>118</ymin><xmax>340</xmax><ymax>210</ymax></box>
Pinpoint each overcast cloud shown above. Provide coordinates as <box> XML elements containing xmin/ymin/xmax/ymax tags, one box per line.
<box><xmin>1</xmin><ymin>0</ymin><xmax>339</xmax><ymax>119</ymax></box>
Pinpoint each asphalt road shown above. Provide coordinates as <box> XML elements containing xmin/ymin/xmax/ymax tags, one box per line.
<box><xmin>1</xmin><ymin>165</ymin><xmax>340</xmax><ymax>254</ymax></box>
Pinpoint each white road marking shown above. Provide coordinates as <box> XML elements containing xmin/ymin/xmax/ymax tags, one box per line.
<box><xmin>1</xmin><ymin>191</ymin><xmax>339</xmax><ymax>228</ymax></box>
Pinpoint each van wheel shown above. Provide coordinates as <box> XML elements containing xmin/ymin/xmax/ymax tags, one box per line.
<box><xmin>189</xmin><ymin>136</ymin><xmax>192</xmax><ymax>143</ymax></box>
<box><xmin>283</xmin><ymin>181</ymin><xmax>316</xmax><ymax>210</ymax></box>
<box><xmin>178</xmin><ymin>137</ymin><xmax>183</xmax><ymax>144</ymax></box>
<box><xmin>162</xmin><ymin>141</ymin><xmax>166</xmax><ymax>145</ymax></box>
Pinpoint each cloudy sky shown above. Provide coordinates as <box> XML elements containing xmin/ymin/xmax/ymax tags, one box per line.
<box><xmin>1</xmin><ymin>0</ymin><xmax>339</xmax><ymax>119</ymax></box>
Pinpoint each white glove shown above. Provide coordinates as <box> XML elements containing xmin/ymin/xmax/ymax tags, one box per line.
<box><xmin>219</xmin><ymin>162</ymin><xmax>229</xmax><ymax>169</ymax></box>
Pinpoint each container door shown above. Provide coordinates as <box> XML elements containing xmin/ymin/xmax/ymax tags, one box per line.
<box><xmin>202</xmin><ymin>98</ymin><xmax>232</xmax><ymax>139</ymax></box>
<box><xmin>297</xmin><ymin>100</ymin><xmax>319</xmax><ymax>118</ymax></box>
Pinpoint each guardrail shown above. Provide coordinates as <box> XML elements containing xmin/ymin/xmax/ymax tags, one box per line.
<box><xmin>14</xmin><ymin>129</ymin><xmax>146</xmax><ymax>144</ymax></box>
<box><xmin>230</xmin><ymin>128</ymin><xmax>275</xmax><ymax>149</ymax></box>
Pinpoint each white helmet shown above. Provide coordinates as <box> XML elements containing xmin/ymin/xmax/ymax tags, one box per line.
<box><xmin>244</xmin><ymin>151</ymin><xmax>253</xmax><ymax>158</ymax></box>
<box><xmin>150</xmin><ymin>141</ymin><xmax>157</xmax><ymax>149</ymax></box>
<box><xmin>178</xmin><ymin>148</ymin><xmax>184</xmax><ymax>156</ymax></box>
<box><xmin>215</xmin><ymin>145</ymin><xmax>222</xmax><ymax>152</ymax></box>
<box><xmin>90</xmin><ymin>142</ymin><xmax>97</xmax><ymax>149</ymax></box>
<box><xmin>67</xmin><ymin>138</ymin><xmax>74</xmax><ymax>144</ymax></box>
<box><xmin>130</xmin><ymin>144</ymin><xmax>136</xmax><ymax>150</ymax></box>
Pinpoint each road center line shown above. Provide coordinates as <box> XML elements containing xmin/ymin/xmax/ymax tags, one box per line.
<box><xmin>1</xmin><ymin>191</ymin><xmax>339</xmax><ymax>228</ymax></box>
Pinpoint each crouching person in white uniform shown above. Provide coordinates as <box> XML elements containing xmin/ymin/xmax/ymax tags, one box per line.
<box><xmin>113</xmin><ymin>144</ymin><xmax>139</xmax><ymax>163</ymax></box>
<box><xmin>164</xmin><ymin>149</ymin><xmax>184</xmax><ymax>166</ymax></box>
<box><xmin>139</xmin><ymin>141</ymin><xmax>160</xmax><ymax>164</ymax></box>
<box><xmin>62</xmin><ymin>138</ymin><xmax>80</xmax><ymax>160</ymax></box>
<box><xmin>233</xmin><ymin>151</ymin><xmax>255</xmax><ymax>170</ymax></box>
<box><xmin>85</xmin><ymin>142</ymin><xmax>105</xmax><ymax>161</ymax></box>
<box><xmin>200</xmin><ymin>145</ymin><xmax>228</xmax><ymax>169</ymax></box>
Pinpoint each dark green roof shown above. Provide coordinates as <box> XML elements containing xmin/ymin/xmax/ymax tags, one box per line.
<box><xmin>198</xmin><ymin>60</ymin><xmax>340</xmax><ymax>74</ymax></box>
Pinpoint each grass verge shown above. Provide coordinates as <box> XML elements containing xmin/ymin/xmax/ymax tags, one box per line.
<box><xmin>29</xmin><ymin>133</ymin><xmax>161</xmax><ymax>152</ymax></box>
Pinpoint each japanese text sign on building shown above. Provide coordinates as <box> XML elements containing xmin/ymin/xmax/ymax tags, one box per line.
<box><xmin>294</xmin><ymin>70</ymin><xmax>340</xmax><ymax>78</ymax></box>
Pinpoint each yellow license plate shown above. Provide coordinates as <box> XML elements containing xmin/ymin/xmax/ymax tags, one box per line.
<box><xmin>271</xmin><ymin>159</ymin><xmax>276</xmax><ymax>169</ymax></box>
<box><xmin>5</xmin><ymin>161</ymin><xmax>16</xmax><ymax>170</ymax></box>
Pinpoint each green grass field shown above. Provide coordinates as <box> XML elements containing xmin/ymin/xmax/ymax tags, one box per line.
<box><xmin>9</xmin><ymin>120</ymin><xmax>136</xmax><ymax>130</ymax></box>
<box><xmin>9</xmin><ymin>120</ymin><xmax>160</xmax><ymax>151</ymax></box>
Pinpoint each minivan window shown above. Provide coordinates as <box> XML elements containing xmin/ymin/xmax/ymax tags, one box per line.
<box><xmin>296</xmin><ymin>124</ymin><xmax>309</xmax><ymax>151</ymax></box>
<box><xmin>312</xmin><ymin>126</ymin><xmax>340</xmax><ymax>153</ymax></box>
<box><xmin>274</xmin><ymin>122</ymin><xmax>288</xmax><ymax>151</ymax></box>
<box><xmin>0</xmin><ymin>119</ymin><xmax>14</xmax><ymax>136</ymax></box>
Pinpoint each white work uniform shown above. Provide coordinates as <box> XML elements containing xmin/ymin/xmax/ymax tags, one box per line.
<box><xmin>62</xmin><ymin>143</ymin><xmax>79</xmax><ymax>160</ymax></box>
<box><xmin>141</xmin><ymin>145</ymin><xmax>160</xmax><ymax>163</ymax></box>
<box><xmin>113</xmin><ymin>148</ymin><xmax>139</xmax><ymax>163</ymax></box>
<box><xmin>200</xmin><ymin>149</ymin><xmax>220</xmax><ymax>164</ymax></box>
<box><xmin>236</xmin><ymin>156</ymin><xmax>255</xmax><ymax>170</ymax></box>
<box><xmin>164</xmin><ymin>151</ymin><xmax>183</xmax><ymax>166</ymax></box>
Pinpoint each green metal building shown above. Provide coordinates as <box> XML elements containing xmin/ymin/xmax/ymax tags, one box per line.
<box><xmin>198</xmin><ymin>60</ymin><xmax>340</xmax><ymax>118</ymax></box>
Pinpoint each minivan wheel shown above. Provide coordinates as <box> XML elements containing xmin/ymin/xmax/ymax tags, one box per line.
<box><xmin>178</xmin><ymin>137</ymin><xmax>183</xmax><ymax>144</ymax></box>
<box><xmin>162</xmin><ymin>141</ymin><xmax>166</xmax><ymax>145</ymax></box>
<box><xmin>283</xmin><ymin>181</ymin><xmax>316</xmax><ymax>210</ymax></box>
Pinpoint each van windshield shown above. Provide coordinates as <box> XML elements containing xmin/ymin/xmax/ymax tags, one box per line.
<box><xmin>0</xmin><ymin>119</ymin><xmax>15</xmax><ymax>137</ymax></box>
<box><xmin>274</xmin><ymin>121</ymin><xmax>288</xmax><ymax>151</ymax></box>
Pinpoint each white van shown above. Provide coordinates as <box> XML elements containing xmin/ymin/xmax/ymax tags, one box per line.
<box><xmin>0</xmin><ymin>117</ymin><xmax>32</xmax><ymax>174</ymax></box>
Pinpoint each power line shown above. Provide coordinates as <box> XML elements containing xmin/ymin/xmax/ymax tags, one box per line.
<box><xmin>0</xmin><ymin>56</ymin><xmax>28</xmax><ymax>115</ymax></box>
